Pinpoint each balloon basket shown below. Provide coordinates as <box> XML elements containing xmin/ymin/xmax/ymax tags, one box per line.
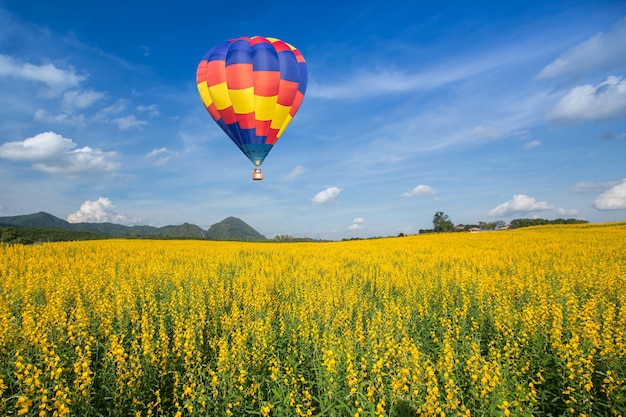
<box><xmin>253</xmin><ymin>168</ymin><xmax>263</xmax><ymax>181</ymax></box>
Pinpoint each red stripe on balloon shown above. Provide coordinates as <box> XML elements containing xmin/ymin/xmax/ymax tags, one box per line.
<box><xmin>266</xmin><ymin>127</ymin><xmax>279</xmax><ymax>145</ymax></box>
<box><xmin>205</xmin><ymin>60</ymin><xmax>227</xmax><ymax>86</ymax></box>
<box><xmin>255</xmin><ymin>120</ymin><xmax>271</xmax><ymax>137</ymax></box>
<box><xmin>220</xmin><ymin>107</ymin><xmax>237</xmax><ymax>125</ymax></box>
<box><xmin>253</xmin><ymin>71</ymin><xmax>280</xmax><ymax>96</ymax></box>
<box><xmin>225</xmin><ymin>63</ymin><xmax>253</xmax><ymax>89</ymax></box>
<box><xmin>290</xmin><ymin>91</ymin><xmax>305</xmax><ymax>116</ymax></box>
<box><xmin>236</xmin><ymin>112</ymin><xmax>256</xmax><ymax>129</ymax></box>
<box><xmin>271</xmin><ymin>40</ymin><xmax>291</xmax><ymax>53</ymax></box>
<box><xmin>196</xmin><ymin>60</ymin><xmax>208</xmax><ymax>84</ymax></box>
<box><xmin>277</xmin><ymin>79</ymin><xmax>298</xmax><ymax>106</ymax></box>
<box><xmin>207</xmin><ymin>103</ymin><xmax>221</xmax><ymax>121</ymax></box>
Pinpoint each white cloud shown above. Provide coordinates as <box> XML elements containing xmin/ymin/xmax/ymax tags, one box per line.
<box><xmin>0</xmin><ymin>131</ymin><xmax>74</xmax><ymax>160</ymax></box>
<box><xmin>489</xmin><ymin>194</ymin><xmax>553</xmax><ymax>217</ymax></box>
<box><xmin>0</xmin><ymin>54</ymin><xmax>84</xmax><ymax>92</ymax></box>
<box><xmin>523</xmin><ymin>140</ymin><xmax>541</xmax><ymax>149</ymax></box>
<box><xmin>537</xmin><ymin>17</ymin><xmax>626</xmax><ymax>80</ymax></box>
<box><xmin>348</xmin><ymin>217</ymin><xmax>365</xmax><ymax>230</ymax></box>
<box><xmin>67</xmin><ymin>197</ymin><xmax>131</xmax><ymax>223</ymax></box>
<box><xmin>401</xmin><ymin>184</ymin><xmax>435</xmax><ymax>197</ymax></box>
<box><xmin>0</xmin><ymin>131</ymin><xmax>120</xmax><ymax>176</ymax></box>
<box><xmin>593</xmin><ymin>179</ymin><xmax>626</xmax><ymax>210</ymax></box>
<box><xmin>282</xmin><ymin>165</ymin><xmax>305</xmax><ymax>181</ymax></box>
<box><xmin>311</xmin><ymin>186</ymin><xmax>342</xmax><ymax>205</ymax></box>
<box><xmin>112</xmin><ymin>115</ymin><xmax>148</xmax><ymax>130</ymax></box>
<box><xmin>549</xmin><ymin>76</ymin><xmax>626</xmax><ymax>121</ymax></box>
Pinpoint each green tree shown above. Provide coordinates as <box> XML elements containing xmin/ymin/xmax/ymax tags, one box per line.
<box><xmin>433</xmin><ymin>211</ymin><xmax>454</xmax><ymax>233</ymax></box>
<box><xmin>1</xmin><ymin>227</ymin><xmax>17</xmax><ymax>243</ymax></box>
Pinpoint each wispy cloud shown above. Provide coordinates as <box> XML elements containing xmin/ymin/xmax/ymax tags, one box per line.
<box><xmin>146</xmin><ymin>147</ymin><xmax>177</xmax><ymax>165</ymax></box>
<box><xmin>308</xmin><ymin>45</ymin><xmax>520</xmax><ymax>100</ymax></box>
<box><xmin>111</xmin><ymin>115</ymin><xmax>148</xmax><ymax>130</ymax></box>
<box><xmin>136</xmin><ymin>104</ymin><xmax>160</xmax><ymax>117</ymax></box>
<box><xmin>61</xmin><ymin>89</ymin><xmax>106</xmax><ymax>111</ymax></box>
<box><xmin>523</xmin><ymin>140</ymin><xmax>541</xmax><ymax>149</ymax></box>
<box><xmin>471</xmin><ymin>125</ymin><xmax>505</xmax><ymax>140</ymax></box>
<box><xmin>282</xmin><ymin>165</ymin><xmax>305</xmax><ymax>181</ymax></box>
<box><xmin>571</xmin><ymin>180</ymin><xmax>618</xmax><ymax>193</ymax></box>
<box><xmin>556</xmin><ymin>207</ymin><xmax>579</xmax><ymax>216</ymax></box>
<box><xmin>537</xmin><ymin>17</ymin><xmax>626</xmax><ymax>80</ymax></box>
<box><xmin>34</xmin><ymin>109</ymin><xmax>86</xmax><ymax>127</ymax></box>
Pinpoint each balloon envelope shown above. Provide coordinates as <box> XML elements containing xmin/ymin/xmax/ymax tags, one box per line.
<box><xmin>196</xmin><ymin>36</ymin><xmax>307</xmax><ymax>166</ymax></box>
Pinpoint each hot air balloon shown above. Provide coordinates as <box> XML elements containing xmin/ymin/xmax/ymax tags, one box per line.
<box><xmin>196</xmin><ymin>36</ymin><xmax>307</xmax><ymax>180</ymax></box>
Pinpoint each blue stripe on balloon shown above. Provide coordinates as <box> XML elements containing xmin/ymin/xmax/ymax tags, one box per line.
<box><xmin>225</xmin><ymin>40</ymin><xmax>252</xmax><ymax>65</ymax></box>
<box><xmin>251</xmin><ymin>43</ymin><xmax>280</xmax><ymax>71</ymax></box>
<box><xmin>297</xmin><ymin>63</ymin><xmax>308</xmax><ymax>93</ymax></box>
<box><xmin>277</xmin><ymin>51</ymin><xmax>299</xmax><ymax>82</ymax></box>
<box><xmin>204</xmin><ymin>41</ymin><xmax>230</xmax><ymax>61</ymax></box>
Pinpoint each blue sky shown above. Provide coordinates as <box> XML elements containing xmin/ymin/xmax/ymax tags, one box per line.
<box><xmin>0</xmin><ymin>0</ymin><xmax>625</xmax><ymax>239</ymax></box>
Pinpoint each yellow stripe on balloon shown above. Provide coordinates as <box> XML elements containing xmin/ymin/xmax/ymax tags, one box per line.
<box><xmin>277</xmin><ymin>114</ymin><xmax>293</xmax><ymax>138</ymax></box>
<box><xmin>266</xmin><ymin>37</ymin><xmax>297</xmax><ymax>51</ymax></box>
<box><xmin>208</xmin><ymin>82</ymin><xmax>231</xmax><ymax>111</ymax></box>
<box><xmin>270</xmin><ymin>104</ymin><xmax>291</xmax><ymax>130</ymax></box>
<box><xmin>254</xmin><ymin>95</ymin><xmax>278</xmax><ymax>121</ymax></box>
<box><xmin>229</xmin><ymin>87</ymin><xmax>255</xmax><ymax>114</ymax></box>
<box><xmin>197</xmin><ymin>81</ymin><xmax>213</xmax><ymax>108</ymax></box>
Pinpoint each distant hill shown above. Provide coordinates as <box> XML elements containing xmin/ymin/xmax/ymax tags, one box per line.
<box><xmin>0</xmin><ymin>212</ymin><xmax>265</xmax><ymax>241</ymax></box>
<box><xmin>0</xmin><ymin>211</ymin><xmax>70</xmax><ymax>228</ymax></box>
<box><xmin>159</xmin><ymin>223</ymin><xmax>208</xmax><ymax>239</ymax></box>
<box><xmin>205</xmin><ymin>216</ymin><xmax>266</xmax><ymax>241</ymax></box>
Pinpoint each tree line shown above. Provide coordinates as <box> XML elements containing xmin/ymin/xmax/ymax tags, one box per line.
<box><xmin>419</xmin><ymin>211</ymin><xmax>588</xmax><ymax>234</ymax></box>
<box><xmin>0</xmin><ymin>226</ymin><xmax>105</xmax><ymax>245</ymax></box>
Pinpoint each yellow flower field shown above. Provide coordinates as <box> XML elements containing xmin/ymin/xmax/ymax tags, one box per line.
<box><xmin>1</xmin><ymin>222</ymin><xmax>625</xmax><ymax>416</ymax></box>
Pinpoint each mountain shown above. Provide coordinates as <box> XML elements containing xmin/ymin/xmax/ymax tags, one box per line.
<box><xmin>0</xmin><ymin>212</ymin><xmax>264</xmax><ymax>241</ymax></box>
<box><xmin>0</xmin><ymin>211</ymin><xmax>70</xmax><ymax>228</ymax></box>
<box><xmin>205</xmin><ymin>216</ymin><xmax>266</xmax><ymax>241</ymax></box>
